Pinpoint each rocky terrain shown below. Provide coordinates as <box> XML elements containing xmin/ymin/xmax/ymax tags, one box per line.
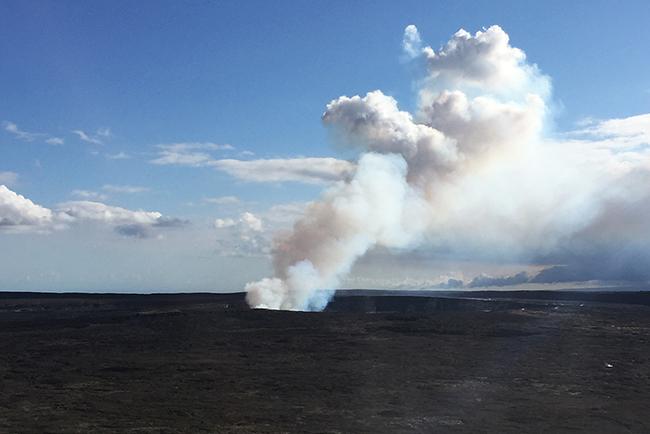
<box><xmin>1</xmin><ymin>291</ymin><xmax>649</xmax><ymax>433</ymax></box>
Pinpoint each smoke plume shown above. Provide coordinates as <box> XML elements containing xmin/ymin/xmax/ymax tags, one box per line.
<box><xmin>245</xmin><ymin>25</ymin><xmax>650</xmax><ymax>310</ymax></box>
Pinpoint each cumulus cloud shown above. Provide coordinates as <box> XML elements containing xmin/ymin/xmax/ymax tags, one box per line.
<box><xmin>0</xmin><ymin>185</ymin><xmax>183</xmax><ymax>238</ymax></box>
<box><xmin>214</xmin><ymin>211</ymin><xmax>268</xmax><ymax>256</ymax></box>
<box><xmin>409</xmin><ymin>25</ymin><xmax>550</xmax><ymax>98</ymax></box>
<box><xmin>58</xmin><ymin>201</ymin><xmax>187</xmax><ymax>238</ymax></box>
<box><xmin>211</xmin><ymin>204</ymin><xmax>313</xmax><ymax>258</ymax></box>
<box><xmin>402</xmin><ymin>24</ymin><xmax>422</xmax><ymax>58</ymax></box>
<box><xmin>245</xmin><ymin>24</ymin><xmax>650</xmax><ymax>311</ymax></box>
<box><xmin>214</xmin><ymin>218</ymin><xmax>236</xmax><ymax>228</ymax></box>
<box><xmin>0</xmin><ymin>185</ymin><xmax>54</xmax><ymax>229</ymax></box>
<box><xmin>240</xmin><ymin>211</ymin><xmax>263</xmax><ymax>232</ymax></box>
<box><xmin>323</xmin><ymin>91</ymin><xmax>458</xmax><ymax>189</ymax></box>
<box><xmin>57</xmin><ymin>201</ymin><xmax>161</xmax><ymax>227</ymax></box>
<box><xmin>323</xmin><ymin>89</ymin><xmax>544</xmax><ymax>193</ymax></box>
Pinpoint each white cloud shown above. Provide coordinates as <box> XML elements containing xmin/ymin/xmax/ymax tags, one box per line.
<box><xmin>573</xmin><ymin>113</ymin><xmax>650</xmax><ymax>149</ymax></box>
<box><xmin>214</xmin><ymin>211</ymin><xmax>268</xmax><ymax>256</ymax></box>
<box><xmin>71</xmin><ymin>190</ymin><xmax>108</xmax><ymax>201</ymax></box>
<box><xmin>215</xmin><ymin>212</ymin><xmax>262</xmax><ymax>232</ymax></box>
<box><xmin>0</xmin><ymin>171</ymin><xmax>18</xmax><ymax>187</ymax></box>
<box><xmin>0</xmin><ymin>185</ymin><xmax>182</xmax><ymax>238</ymax></box>
<box><xmin>324</xmin><ymin>91</ymin><xmax>458</xmax><ymax>188</ymax></box>
<box><xmin>102</xmin><ymin>184</ymin><xmax>150</xmax><ymax>194</ymax></box>
<box><xmin>203</xmin><ymin>196</ymin><xmax>240</xmax><ymax>205</ymax></box>
<box><xmin>402</xmin><ymin>24</ymin><xmax>422</xmax><ymax>58</ymax></box>
<box><xmin>240</xmin><ymin>211</ymin><xmax>263</xmax><ymax>232</ymax></box>
<box><xmin>245</xmin><ymin>24</ymin><xmax>648</xmax><ymax>311</ymax></box>
<box><xmin>261</xmin><ymin>201</ymin><xmax>310</xmax><ymax>227</ymax></box>
<box><xmin>72</xmin><ymin>129</ymin><xmax>103</xmax><ymax>145</ymax></box>
<box><xmin>0</xmin><ymin>185</ymin><xmax>54</xmax><ymax>229</ymax></box>
<box><xmin>96</xmin><ymin>127</ymin><xmax>111</xmax><ymax>138</ymax></box>
<box><xmin>57</xmin><ymin>201</ymin><xmax>162</xmax><ymax>226</ymax></box>
<box><xmin>105</xmin><ymin>151</ymin><xmax>131</xmax><ymax>160</ymax></box>
<box><xmin>45</xmin><ymin>137</ymin><xmax>64</xmax><ymax>145</ymax></box>
<box><xmin>214</xmin><ymin>218</ymin><xmax>236</xmax><ymax>228</ymax></box>
<box><xmin>409</xmin><ymin>25</ymin><xmax>549</xmax><ymax>98</ymax></box>
<box><xmin>3</xmin><ymin>121</ymin><xmax>39</xmax><ymax>141</ymax></box>
<box><xmin>150</xmin><ymin>142</ymin><xmax>235</xmax><ymax>166</ymax></box>
<box><xmin>150</xmin><ymin>142</ymin><xmax>352</xmax><ymax>184</ymax></box>
<box><xmin>57</xmin><ymin>200</ymin><xmax>187</xmax><ymax>239</ymax></box>
<box><xmin>3</xmin><ymin>120</ymin><xmax>63</xmax><ymax>144</ymax></box>
<box><xmin>210</xmin><ymin>158</ymin><xmax>355</xmax><ymax>184</ymax></box>
<box><xmin>213</xmin><ymin>202</ymin><xmax>309</xmax><ymax>257</ymax></box>
<box><xmin>151</xmin><ymin>150</ymin><xmax>213</xmax><ymax>166</ymax></box>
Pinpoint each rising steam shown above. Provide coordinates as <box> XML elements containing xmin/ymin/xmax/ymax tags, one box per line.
<box><xmin>245</xmin><ymin>25</ymin><xmax>650</xmax><ymax>310</ymax></box>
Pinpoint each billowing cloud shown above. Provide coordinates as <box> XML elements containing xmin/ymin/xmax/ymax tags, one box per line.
<box><xmin>412</xmin><ymin>25</ymin><xmax>550</xmax><ymax>98</ymax></box>
<box><xmin>214</xmin><ymin>211</ymin><xmax>268</xmax><ymax>256</ymax></box>
<box><xmin>402</xmin><ymin>24</ymin><xmax>422</xmax><ymax>58</ymax></box>
<box><xmin>0</xmin><ymin>185</ymin><xmax>54</xmax><ymax>229</ymax></box>
<box><xmin>0</xmin><ymin>185</ymin><xmax>183</xmax><ymax>238</ymax></box>
<box><xmin>212</xmin><ymin>205</ymin><xmax>313</xmax><ymax>258</ymax></box>
<box><xmin>214</xmin><ymin>218</ymin><xmax>236</xmax><ymax>228</ymax></box>
<box><xmin>245</xmin><ymin>24</ymin><xmax>650</xmax><ymax>311</ymax></box>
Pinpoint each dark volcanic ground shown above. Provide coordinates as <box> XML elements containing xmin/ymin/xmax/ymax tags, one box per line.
<box><xmin>1</xmin><ymin>291</ymin><xmax>649</xmax><ymax>433</ymax></box>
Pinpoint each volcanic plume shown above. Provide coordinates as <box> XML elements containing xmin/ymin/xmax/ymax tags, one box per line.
<box><xmin>245</xmin><ymin>25</ymin><xmax>650</xmax><ymax>310</ymax></box>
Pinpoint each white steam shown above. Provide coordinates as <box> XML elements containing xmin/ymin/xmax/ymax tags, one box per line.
<box><xmin>246</xmin><ymin>153</ymin><xmax>429</xmax><ymax>310</ymax></box>
<box><xmin>245</xmin><ymin>24</ymin><xmax>650</xmax><ymax>310</ymax></box>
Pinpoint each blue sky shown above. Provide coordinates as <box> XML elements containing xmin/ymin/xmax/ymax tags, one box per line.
<box><xmin>1</xmin><ymin>1</ymin><xmax>649</xmax><ymax>294</ymax></box>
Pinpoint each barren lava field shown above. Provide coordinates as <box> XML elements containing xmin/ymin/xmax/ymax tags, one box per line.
<box><xmin>1</xmin><ymin>291</ymin><xmax>649</xmax><ymax>433</ymax></box>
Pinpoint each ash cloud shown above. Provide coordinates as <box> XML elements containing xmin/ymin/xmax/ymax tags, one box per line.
<box><xmin>244</xmin><ymin>24</ymin><xmax>650</xmax><ymax>310</ymax></box>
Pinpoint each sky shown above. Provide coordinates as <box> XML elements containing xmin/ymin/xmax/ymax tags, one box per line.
<box><xmin>1</xmin><ymin>1</ymin><xmax>650</xmax><ymax>295</ymax></box>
